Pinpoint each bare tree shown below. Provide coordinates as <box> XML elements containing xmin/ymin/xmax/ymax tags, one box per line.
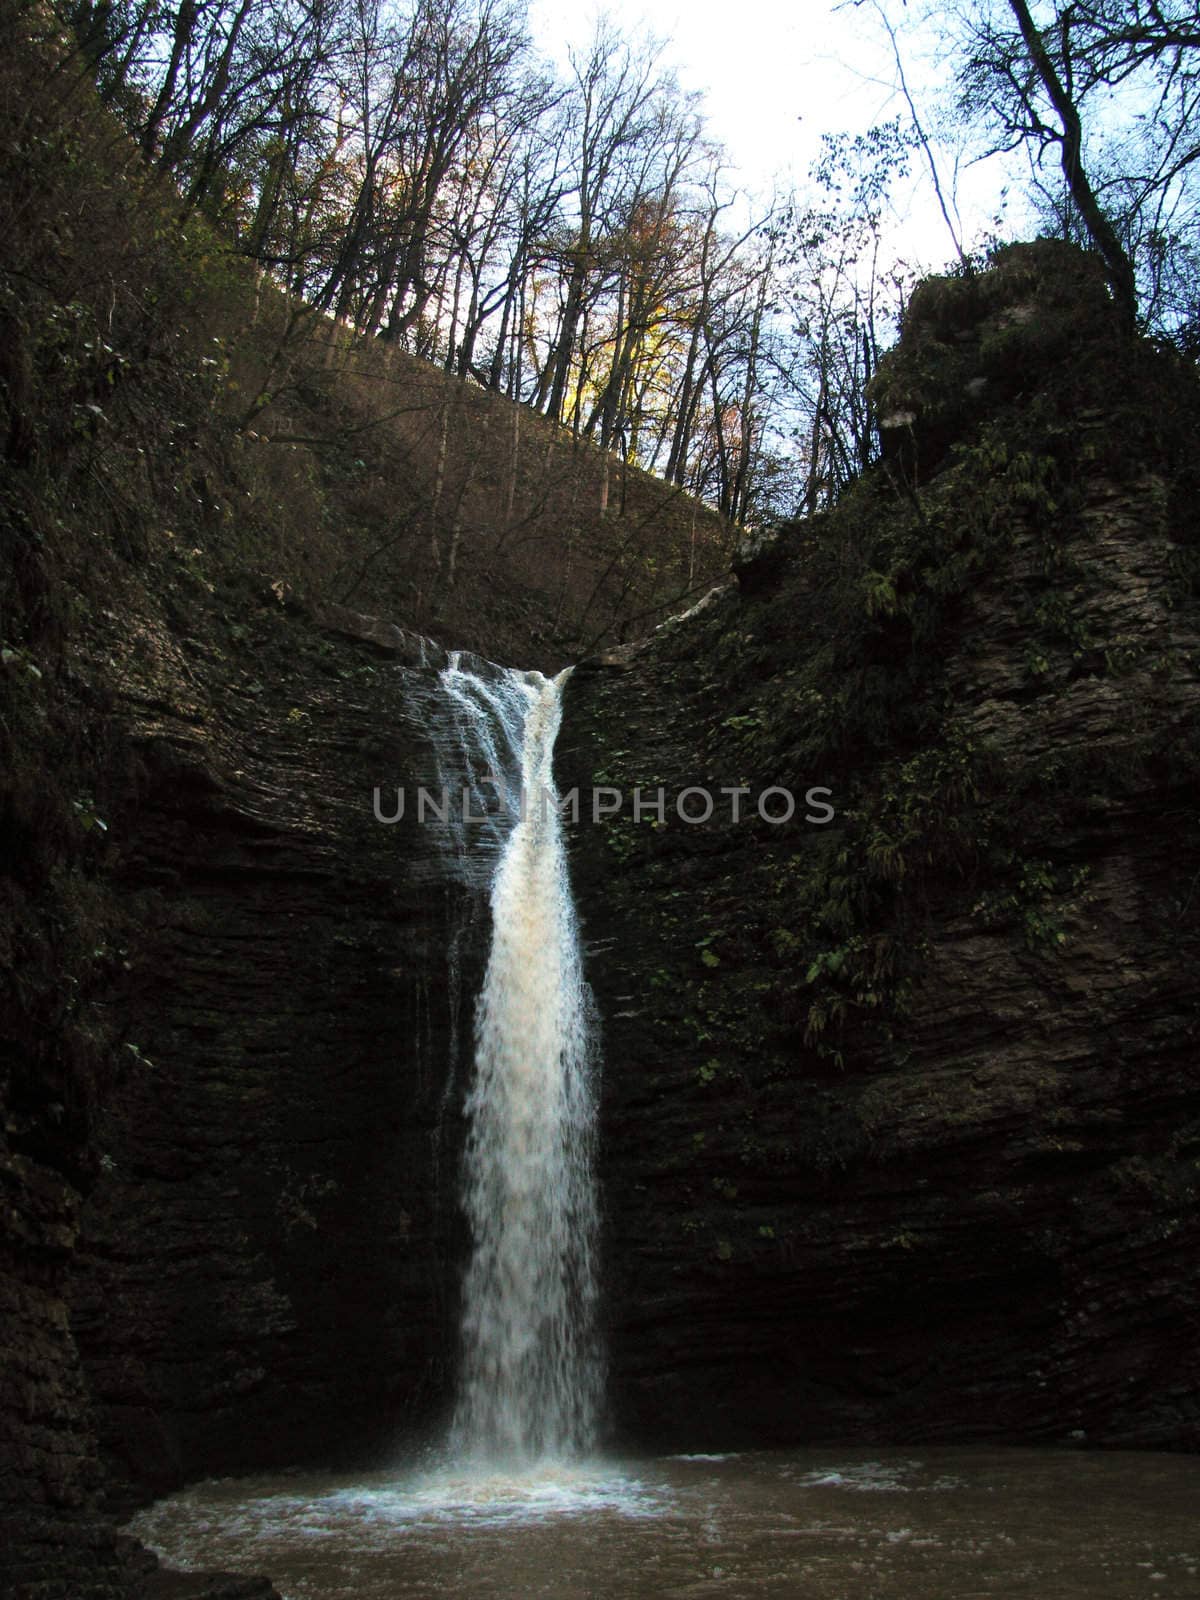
<box><xmin>1003</xmin><ymin>0</ymin><xmax>1137</xmax><ymax>322</ymax></box>
<box><xmin>781</xmin><ymin>123</ymin><xmax>915</xmax><ymax>514</ymax></box>
<box><xmin>947</xmin><ymin>0</ymin><xmax>1200</xmax><ymax>332</ymax></box>
<box><xmin>536</xmin><ymin>20</ymin><xmax>667</xmax><ymax>423</ymax></box>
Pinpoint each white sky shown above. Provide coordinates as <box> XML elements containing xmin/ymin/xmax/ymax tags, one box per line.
<box><xmin>527</xmin><ymin>0</ymin><xmax>1024</xmax><ymax>275</ymax></box>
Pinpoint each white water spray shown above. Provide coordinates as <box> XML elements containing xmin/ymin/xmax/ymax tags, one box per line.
<box><xmin>443</xmin><ymin>661</ymin><xmax>601</xmax><ymax>1466</ymax></box>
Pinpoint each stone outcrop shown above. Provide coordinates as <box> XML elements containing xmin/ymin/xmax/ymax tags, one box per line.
<box><xmin>2</xmin><ymin>581</ymin><xmax>488</xmax><ymax>1594</ymax></box>
<box><xmin>558</xmin><ymin>243</ymin><xmax>1200</xmax><ymax>1452</ymax></box>
<box><xmin>67</xmin><ymin>597</ymin><xmax>488</xmax><ymax>1503</ymax></box>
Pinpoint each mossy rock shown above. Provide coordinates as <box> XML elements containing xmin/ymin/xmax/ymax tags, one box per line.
<box><xmin>871</xmin><ymin>241</ymin><xmax>1121</xmax><ymax>476</ymax></box>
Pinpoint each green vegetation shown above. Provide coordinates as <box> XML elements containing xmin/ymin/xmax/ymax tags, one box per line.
<box><xmin>569</xmin><ymin>240</ymin><xmax>1200</xmax><ymax>1220</ymax></box>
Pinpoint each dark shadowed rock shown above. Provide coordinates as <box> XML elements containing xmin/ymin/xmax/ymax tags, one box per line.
<box><xmin>558</xmin><ymin>243</ymin><xmax>1200</xmax><ymax>1453</ymax></box>
<box><xmin>871</xmin><ymin>240</ymin><xmax>1124</xmax><ymax>481</ymax></box>
<box><xmin>4</xmin><ymin>237</ymin><xmax>1199</xmax><ymax>1600</ymax></box>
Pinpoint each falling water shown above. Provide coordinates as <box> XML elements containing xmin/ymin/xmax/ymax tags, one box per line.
<box><xmin>440</xmin><ymin>658</ymin><xmax>601</xmax><ymax>1466</ymax></box>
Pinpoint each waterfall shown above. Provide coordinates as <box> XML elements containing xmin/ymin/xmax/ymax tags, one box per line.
<box><xmin>439</xmin><ymin>659</ymin><xmax>601</xmax><ymax>1466</ymax></box>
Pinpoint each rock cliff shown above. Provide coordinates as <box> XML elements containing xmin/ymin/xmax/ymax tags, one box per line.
<box><xmin>2</xmin><ymin>576</ymin><xmax>488</xmax><ymax>1593</ymax></box>
<box><xmin>5</xmin><ymin>237</ymin><xmax>1200</xmax><ymax>1600</ymax></box>
<box><xmin>68</xmin><ymin>606</ymin><xmax>483</xmax><ymax>1501</ymax></box>
<box><xmin>559</xmin><ymin>242</ymin><xmax>1200</xmax><ymax>1451</ymax></box>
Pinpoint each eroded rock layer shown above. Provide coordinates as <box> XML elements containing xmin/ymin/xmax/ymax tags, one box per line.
<box><xmin>559</xmin><ymin>243</ymin><xmax>1200</xmax><ymax>1451</ymax></box>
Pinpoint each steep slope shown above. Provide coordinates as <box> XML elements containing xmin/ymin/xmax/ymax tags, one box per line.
<box><xmin>559</xmin><ymin>241</ymin><xmax>1200</xmax><ymax>1450</ymax></box>
<box><xmin>0</xmin><ymin>24</ymin><xmax>724</xmax><ymax>1596</ymax></box>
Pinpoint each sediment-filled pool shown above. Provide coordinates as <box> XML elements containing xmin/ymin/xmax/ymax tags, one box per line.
<box><xmin>130</xmin><ymin>1446</ymin><xmax>1200</xmax><ymax>1597</ymax></box>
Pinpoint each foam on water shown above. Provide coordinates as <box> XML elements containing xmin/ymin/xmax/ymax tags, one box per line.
<box><xmin>131</xmin><ymin>1461</ymin><xmax>671</xmax><ymax>1557</ymax></box>
<box><xmin>129</xmin><ymin>1448</ymin><xmax>1200</xmax><ymax>1599</ymax></box>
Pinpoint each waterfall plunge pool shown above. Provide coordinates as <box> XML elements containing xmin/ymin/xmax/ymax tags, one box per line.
<box><xmin>129</xmin><ymin>1445</ymin><xmax>1200</xmax><ymax>1597</ymax></box>
<box><xmin>132</xmin><ymin>663</ymin><xmax>1196</xmax><ymax>1594</ymax></box>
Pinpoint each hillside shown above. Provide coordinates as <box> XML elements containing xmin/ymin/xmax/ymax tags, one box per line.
<box><xmin>0</xmin><ymin>16</ymin><xmax>731</xmax><ymax>675</ymax></box>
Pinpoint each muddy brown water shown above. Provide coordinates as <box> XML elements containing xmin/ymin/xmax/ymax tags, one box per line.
<box><xmin>129</xmin><ymin>1446</ymin><xmax>1200</xmax><ymax>1598</ymax></box>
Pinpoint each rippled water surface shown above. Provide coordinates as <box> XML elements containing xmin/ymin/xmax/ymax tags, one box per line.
<box><xmin>130</xmin><ymin>1447</ymin><xmax>1200</xmax><ymax>1598</ymax></box>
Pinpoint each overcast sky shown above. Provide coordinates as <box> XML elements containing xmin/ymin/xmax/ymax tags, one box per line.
<box><xmin>526</xmin><ymin>0</ymin><xmax>1022</xmax><ymax>273</ymax></box>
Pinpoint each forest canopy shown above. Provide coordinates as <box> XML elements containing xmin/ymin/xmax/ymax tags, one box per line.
<box><xmin>44</xmin><ymin>0</ymin><xmax>1200</xmax><ymax>522</ymax></box>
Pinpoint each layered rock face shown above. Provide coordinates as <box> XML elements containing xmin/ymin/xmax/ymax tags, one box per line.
<box><xmin>559</xmin><ymin>243</ymin><xmax>1200</xmax><ymax>1451</ymax></box>
<box><xmin>68</xmin><ymin>606</ymin><xmax>487</xmax><ymax>1503</ymax></box>
<box><xmin>2</xmin><ymin>590</ymin><xmax>487</xmax><ymax>1595</ymax></box>
<box><xmin>3</xmin><ymin>241</ymin><xmax>1199</xmax><ymax>1600</ymax></box>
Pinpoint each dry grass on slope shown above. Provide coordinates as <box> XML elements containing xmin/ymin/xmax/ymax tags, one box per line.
<box><xmin>0</xmin><ymin>8</ymin><xmax>733</xmax><ymax>674</ymax></box>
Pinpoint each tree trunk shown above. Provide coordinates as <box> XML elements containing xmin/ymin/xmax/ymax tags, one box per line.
<box><xmin>1006</xmin><ymin>0</ymin><xmax>1137</xmax><ymax>327</ymax></box>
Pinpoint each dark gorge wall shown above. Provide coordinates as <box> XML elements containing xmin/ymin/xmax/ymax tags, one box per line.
<box><xmin>1</xmin><ymin>590</ymin><xmax>485</xmax><ymax>1596</ymax></box>
<box><xmin>4</xmin><ymin>239</ymin><xmax>1200</xmax><ymax>1600</ymax></box>
<box><xmin>69</xmin><ymin>606</ymin><xmax>484</xmax><ymax>1499</ymax></box>
<box><xmin>559</xmin><ymin>242</ymin><xmax>1200</xmax><ymax>1453</ymax></box>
